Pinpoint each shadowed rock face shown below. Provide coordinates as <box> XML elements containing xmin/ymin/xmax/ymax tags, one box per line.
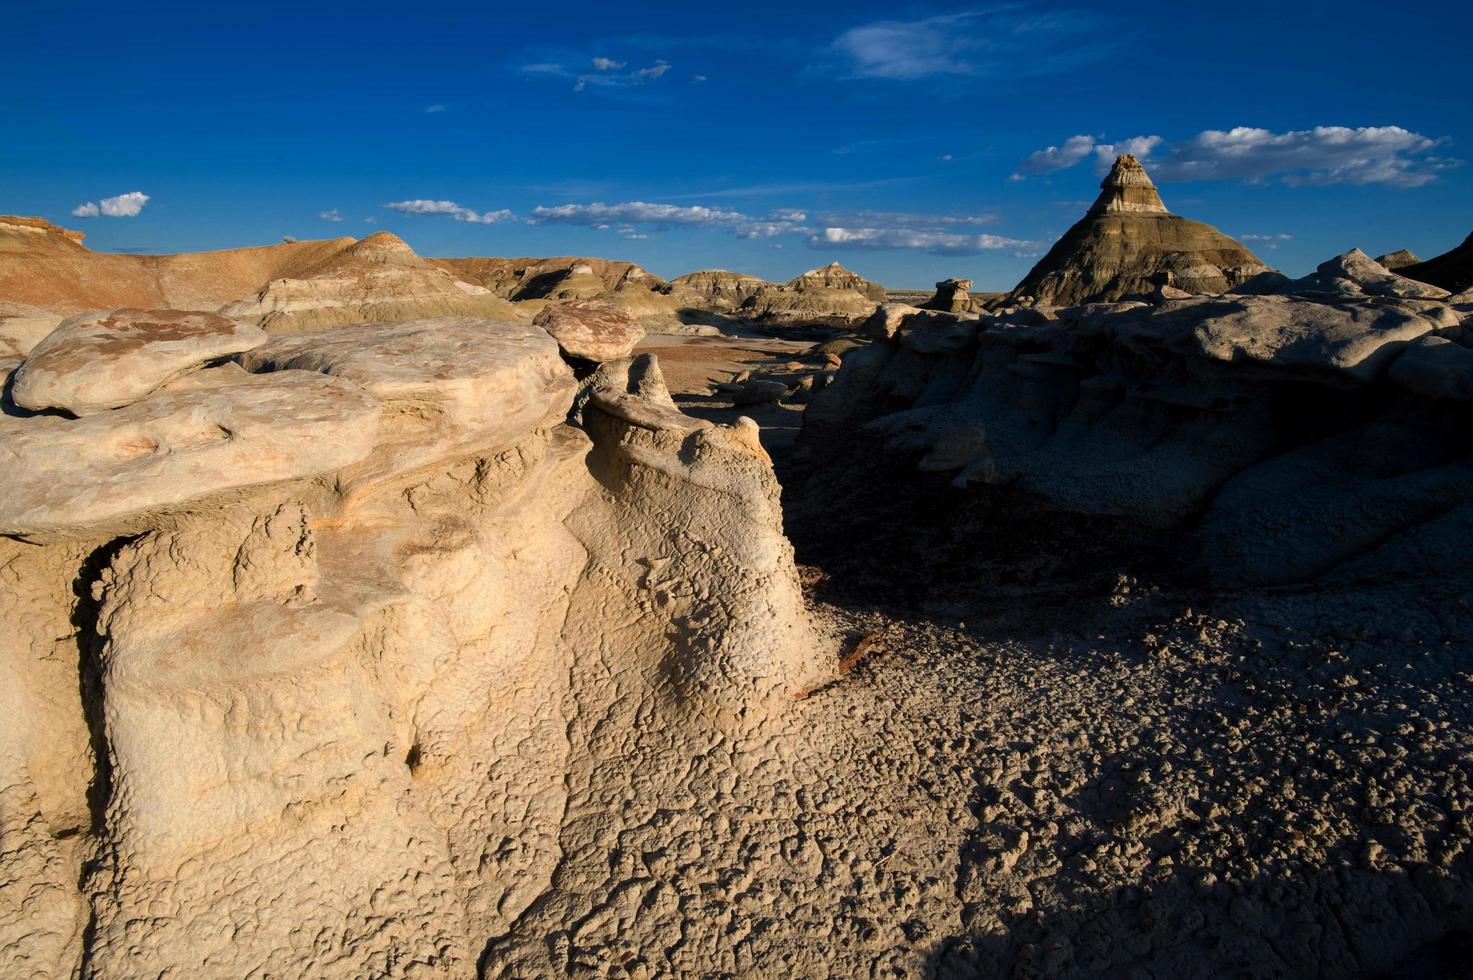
<box><xmin>799</xmin><ymin>251</ymin><xmax>1473</xmax><ymax>587</ymax></box>
<box><xmin>1399</xmin><ymin>231</ymin><xmax>1473</xmax><ymax>294</ymax></box>
<box><xmin>1008</xmin><ymin>155</ymin><xmax>1270</xmax><ymax>306</ymax></box>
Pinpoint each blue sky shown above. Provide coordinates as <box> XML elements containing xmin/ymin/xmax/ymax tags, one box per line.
<box><xmin>4</xmin><ymin>1</ymin><xmax>1471</xmax><ymax>288</ymax></box>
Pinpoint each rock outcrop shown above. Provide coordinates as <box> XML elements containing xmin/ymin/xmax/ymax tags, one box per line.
<box><xmin>670</xmin><ymin>269</ymin><xmax>771</xmax><ymax>309</ymax></box>
<box><xmin>799</xmin><ymin>251</ymin><xmax>1472</xmax><ymax>586</ymax></box>
<box><xmin>0</xmin><ymin>313</ymin><xmax>823</xmax><ymax>977</ymax></box>
<box><xmin>1007</xmin><ymin>155</ymin><xmax>1270</xmax><ymax>306</ymax></box>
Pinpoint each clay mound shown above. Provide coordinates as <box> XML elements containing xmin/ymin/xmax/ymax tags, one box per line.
<box><xmin>431</xmin><ymin>255</ymin><xmax>661</xmax><ymax>300</ymax></box>
<box><xmin>1008</xmin><ymin>155</ymin><xmax>1270</xmax><ymax>306</ymax></box>
<box><xmin>670</xmin><ymin>269</ymin><xmax>772</xmax><ymax>309</ymax></box>
<box><xmin>1375</xmin><ymin>248</ymin><xmax>1421</xmax><ymax>270</ymax></box>
<box><xmin>1399</xmin><ymin>231</ymin><xmax>1473</xmax><ymax>294</ymax></box>
<box><xmin>219</xmin><ymin>234</ymin><xmax>524</xmax><ymax>334</ymax></box>
<box><xmin>0</xmin><ymin>215</ymin><xmax>359</xmax><ymax>314</ymax></box>
<box><xmin>741</xmin><ymin>262</ymin><xmax>889</xmax><ymax>326</ymax></box>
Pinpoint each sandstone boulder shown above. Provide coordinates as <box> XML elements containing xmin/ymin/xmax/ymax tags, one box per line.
<box><xmin>862</xmin><ymin>302</ymin><xmax>922</xmax><ymax>340</ymax></box>
<box><xmin>1388</xmin><ymin>335</ymin><xmax>1473</xmax><ymax>400</ymax></box>
<box><xmin>1288</xmin><ymin>248</ymin><xmax>1450</xmax><ymax>300</ymax></box>
<box><xmin>239</xmin><ymin>317</ymin><xmax>574</xmax><ymax>485</ymax></box>
<box><xmin>10</xmin><ymin>308</ymin><xmax>267</xmax><ymax>416</ymax></box>
<box><xmin>532</xmin><ymin>299</ymin><xmax>644</xmax><ymax>362</ymax></box>
<box><xmin>0</xmin><ymin>370</ymin><xmax>381</xmax><ymax>536</ymax></box>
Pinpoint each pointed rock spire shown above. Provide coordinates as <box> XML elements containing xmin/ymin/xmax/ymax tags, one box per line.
<box><xmin>1089</xmin><ymin>154</ymin><xmax>1169</xmax><ymax>216</ymax></box>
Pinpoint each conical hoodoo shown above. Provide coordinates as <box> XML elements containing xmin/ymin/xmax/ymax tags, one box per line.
<box><xmin>1008</xmin><ymin>153</ymin><xmax>1269</xmax><ymax>305</ymax></box>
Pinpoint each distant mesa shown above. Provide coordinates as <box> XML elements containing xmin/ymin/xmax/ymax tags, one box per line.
<box><xmin>1008</xmin><ymin>154</ymin><xmax>1271</xmax><ymax>306</ymax></box>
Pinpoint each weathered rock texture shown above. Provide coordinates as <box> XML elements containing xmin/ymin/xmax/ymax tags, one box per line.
<box><xmin>11</xmin><ymin>309</ymin><xmax>267</xmax><ymax>415</ymax></box>
<box><xmin>924</xmin><ymin>277</ymin><xmax>976</xmax><ymax>313</ymax></box>
<box><xmin>533</xmin><ymin>299</ymin><xmax>645</xmax><ymax>362</ymax></box>
<box><xmin>1008</xmin><ymin>155</ymin><xmax>1270</xmax><ymax>306</ymax></box>
<box><xmin>1376</xmin><ymin>248</ymin><xmax>1421</xmax><ymax>270</ymax></box>
<box><xmin>801</xmin><ymin>249</ymin><xmax>1473</xmax><ymax>587</ymax></box>
<box><xmin>0</xmin><ymin>315</ymin><xmax>823</xmax><ymax>977</ymax></box>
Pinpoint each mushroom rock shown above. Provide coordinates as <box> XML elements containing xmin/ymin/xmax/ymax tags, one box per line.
<box><xmin>1008</xmin><ymin>154</ymin><xmax>1271</xmax><ymax>306</ymax></box>
<box><xmin>923</xmin><ymin>278</ymin><xmax>975</xmax><ymax>313</ymax></box>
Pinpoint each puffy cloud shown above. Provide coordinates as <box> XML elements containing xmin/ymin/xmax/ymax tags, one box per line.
<box><xmin>384</xmin><ymin>199</ymin><xmax>514</xmax><ymax>223</ymax></box>
<box><xmin>812</xmin><ymin>226</ymin><xmax>1030</xmax><ymax>255</ymax></box>
<box><xmin>1015</xmin><ymin>126</ymin><xmax>1456</xmax><ymax>187</ymax></box>
<box><xmin>831</xmin><ymin>8</ymin><xmax>1113</xmax><ymax>82</ymax></box>
<box><xmin>591</xmin><ymin>57</ymin><xmax>625</xmax><ymax>71</ymax></box>
<box><xmin>71</xmin><ymin>191</ymin><xmax>150</xmax><ymax>218</ymax></box>
<box><xmin>320</xmin><ymin>208</ymin><xmax>343</xmax><ymax>222</ymax></box>
<box><xmin>530</xmin><ymin>201</ymin><xmax>747</xmax><ymax>227</ymax></box>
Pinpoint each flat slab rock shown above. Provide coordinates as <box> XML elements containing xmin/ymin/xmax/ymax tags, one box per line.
<box><xmin>533</xmin><ymin>300</ymin><xmax>644</xmax><ymax>362</ymax></box>
<box><xmin>0</xmin><ymin>370</ymin><xmax>381</xmax><ymax>536</ymax></box>
<box><xmin>11</xmin><ymin>308</ymin><xmax>267</xmax><ymax>415</ymax></box>
<box><xmin>238</xmin><ymin>317</ymin><xmax>575</xmax><ymax>480</ymax></box>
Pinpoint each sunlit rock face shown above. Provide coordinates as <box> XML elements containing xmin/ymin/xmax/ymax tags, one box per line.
<box><xmin>0</xmin><ymin>315</ymin><xmax>824</xmax><ymax>978</ymax></box>
<box><xmin>1007</xmin><ymin>154</ymin><xmax>1271</xmax><ymax>306</ymax></box>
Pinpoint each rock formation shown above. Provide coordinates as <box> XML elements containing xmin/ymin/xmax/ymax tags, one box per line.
<box><xmin>1007</xmin><ymin>155</ymin><xmax>1270</xmax><ymax>306</ymax></box>
<box><xmin>1398</xmin><ymin>230</ymin><xmax>1473</xmax><ymax>294</ymax></box>
<box><xmin>799</xmin><ymin>247</ymin><xmax>1473</xmax><ymax>586</ymax></box>
<box><xmin>0</xmin><ymin>310</ymin><xmax>824</xmax><ymax>977</ymax></box>
<box><xmin>922</xmin><ymin>277</ymin><xmax>975</xmax><ymax>313</ymax></box>
<box><xmin>741</xmin><ymin>262</ymin><xmax>888</xmax><ymax>327</ymax></box>
<box><xmin>670</xmin><ymin>269</ymin><xmax>772</xmax><ymax>309</ymax></box>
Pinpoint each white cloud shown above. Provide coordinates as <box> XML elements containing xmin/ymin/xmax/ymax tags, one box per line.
<box><xmin>1015</xmin><ymin>126</ymin><xmax>1457</xmax><ymax>187</ymax></box>
<box><xmin>424</xmin><ymin>104</ymin><xmax>447</xmax><ymax>113</ymax></box>
<box><xmin>693</xmin><ymin>74</ymin><xmax>708</xmax><ymax>83</ymax></box>
<box><xmin>1239</xmin><ymin>233</ymin><xmax>1293</xmax><ymax>241</ymax></box>
<box><xmin>568</xmin><ymin>59</ymin><xmax>674</xmax><ymax>93</ymax></box>
<box><xmin>636</xmin><ymin>60</ymin><xmax>671</xmax><ymax>80</ymax></box>
<box><xmin>527</xmin><ymin>200</ymin><xmax>1024</xmax><ymax>251</ymax></box>
<box><xmin>813</xmin><ymin>226</ymin><xmax>1029</xmax><ymax>254</ymax></box>
<box><xmin>831</xmin><ymin>9</ymin><xmax>1112</xmax><ymax>82</ymax></box>
<box><xmin>384</xmin><ymin>199</ymin><xmax>514</xmax><ymax>223</ymax></box>
<box><xmin>1015</xmin><ymin>134</ymin><xmax>1098</xmax><ymax>176</ymax></box>
<box><xmin>591</xmin><ymin>57</ymin><xmax>625</xmax><ymax>71</ymax></box>
<box><xmin>530</xmin><ymin>201</ymin><xmax>747</xmax><ymax>227</ymax></box>
<box><xmin>320</xmin><ymin>208</ymin><xmax>343</xmax><ymax>222</ymax></box>
<box><xmin>71</xmin><ymin>191</ymin><xmax>149</xmax><ymax>218</ymax></box>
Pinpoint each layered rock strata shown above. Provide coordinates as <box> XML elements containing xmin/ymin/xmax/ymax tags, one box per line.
<box><xmin>1008</xmin><ymin>155</ymin><xmax>1270</xmax><ymax>305</ymax></box>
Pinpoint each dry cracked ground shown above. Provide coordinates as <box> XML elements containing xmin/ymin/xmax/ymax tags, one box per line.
<box><xmin>618</xmin><ymin>331</ymin><xmax>1473</xmax><ymax>979</ymax></box>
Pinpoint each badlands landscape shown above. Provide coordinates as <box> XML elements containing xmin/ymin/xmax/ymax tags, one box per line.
<box><xmin>4</xmin><ymin>152</ymin><xmax>1473</xmax><ymax>980</ymax></box>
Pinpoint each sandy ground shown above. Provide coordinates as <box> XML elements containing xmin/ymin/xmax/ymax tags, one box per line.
<box><xmin>562</xmin><ymin>330</ymin><xmax>1473</xmax><ymax>978</ymax></box>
